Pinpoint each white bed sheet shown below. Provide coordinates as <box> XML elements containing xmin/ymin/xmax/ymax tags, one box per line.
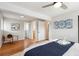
<box><xmin>63</xmin><ymin>43</ymin><xmax>79</xmax><ymax>56</ymax></box>
<box><xmin>23</xmin><ymin>40</ymin><xmax>79</xmax><ymax>56</ymax></box>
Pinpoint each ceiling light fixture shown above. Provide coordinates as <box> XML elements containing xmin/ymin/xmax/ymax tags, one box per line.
<box><xmin>53</xmin><ymin>2</ymin><xmax>62</xmax><ymax>8</ymax></box>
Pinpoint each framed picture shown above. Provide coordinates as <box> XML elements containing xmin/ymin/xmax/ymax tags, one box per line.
<box><xmin>54</xmin><ymin>19</ymin><xmax>73</xmax><ymax>29</ymax></box>
<box><xmin>58</xmin><ymin>20</ymin><xmax>66</xmax><ymax>29</ymax></box>
<box><xmin>54</xmin><ymin>20</ymin><xmax>66</xmax><ymax>29</ymax></box>
<box><xmin>11</xmin><ymin>23</ymin><xmax>20</xmax><ymax>31</ymax></box>
<box><xmin>65</xmin><ymin>19</ymin><xmax>72</xmax><ymax>29</ymax></box>
<box><xmin>54</xmin><ymin>21</ymin><xmax>59</xmax><ymax>29</ymax></box>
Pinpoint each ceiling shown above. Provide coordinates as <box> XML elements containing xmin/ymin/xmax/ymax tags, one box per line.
<box><xmin>1</xmin><ymin>9</ymin><xmax>36</xmax><ymax>22</ymax></box>
<box><xmin>11</xmin><ymin>2</ymin><xmax>79</xmax><ymax>17</ymax></box>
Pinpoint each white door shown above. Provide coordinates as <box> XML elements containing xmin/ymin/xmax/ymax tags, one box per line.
<box><xmin>24</xmin><ymin>22</ymin><xmax>30</xmax><ymax>39</ymax></box>
<box><xmin>37</xmin><ymin>21</ymin><xmax>45</xmax><ymax>41</ymax></box>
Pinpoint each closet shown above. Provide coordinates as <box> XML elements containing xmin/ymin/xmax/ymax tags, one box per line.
<box><xmin>28</xmin><ymin>20</ymin><xmax>49</xmax><ymax>41</ymax></box>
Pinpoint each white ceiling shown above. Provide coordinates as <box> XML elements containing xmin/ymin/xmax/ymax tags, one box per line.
<box><xmin>1</xmin><ymin>9</ymin><xmax>36</xmax><ymax>22</ymax></box>
<box><xmin>11</xmin><ymin>2</ymin><xmax>79</xmax><ymax>17</ymax></box>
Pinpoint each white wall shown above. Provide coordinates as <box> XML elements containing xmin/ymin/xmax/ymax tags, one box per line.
<box><xmin>0</xmin><ymin>19</ymin><xmax>2</xmax><ymax>48</ymax></box>
<box><xmin>49</xmin><ymin>11</ymin><xmax>79</xmax><ymax>43</ymax></box>
<box><xmin>3</xmin><ymin>18</ymin><xmax>25</xmax><ymax>40</ymax></box>
<box><xmin>0</xmin><ymin>13</ymin><xmax>3</xmax><ymax>48</ymax></box>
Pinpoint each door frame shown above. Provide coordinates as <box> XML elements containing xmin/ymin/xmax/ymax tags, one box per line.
<box><xmin>78</xmin><ymin>16</ymin><xmax>79</xmax><ymax>43</ymax></box>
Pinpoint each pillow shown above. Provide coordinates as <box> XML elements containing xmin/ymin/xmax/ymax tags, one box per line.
<box><xmin>51</xmin><ymin>39</ymin><xmax>59</xmax><ymax>42</ymax></box>
<box><xmin>57</xmin><ymin>39</ymin><xmax>71</xmax><ymax>45</ymax></box>
<box><xmin>48</xmin><ymin>39</ymin><xmax>59</xmax><ymax>43</ymax></box>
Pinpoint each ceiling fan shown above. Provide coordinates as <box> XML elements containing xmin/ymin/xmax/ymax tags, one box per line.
<box><xmin>42</xmin><ymin>2</ymin><xmax>68</xmax><ymax>9</ymax></box>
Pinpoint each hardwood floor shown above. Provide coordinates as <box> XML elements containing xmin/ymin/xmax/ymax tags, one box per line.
<box><xmin>0</xmin><ymin>39</ymin><xmax>34</xmax><ymax>56</ymax></box>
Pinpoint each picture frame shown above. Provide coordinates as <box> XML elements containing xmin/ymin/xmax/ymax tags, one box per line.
<box><xmin>54</xmin><ymin>19</ymin><xmax>73</xmax><ymax>29</ymax></box>
<box><xmin>11</xmin><ymin>23</ymin><xmax>20</xmax><ymax>31</ymax></box>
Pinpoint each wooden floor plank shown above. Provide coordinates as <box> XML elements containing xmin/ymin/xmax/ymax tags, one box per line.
<box><xmin>0</xmin><ymin>39</ymin><xmax>33</xmax><ymax>56</ymax></box>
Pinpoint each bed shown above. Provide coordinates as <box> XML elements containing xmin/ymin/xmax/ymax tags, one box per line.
<box><xmin>23</xmin><ymin>39</ymin><xmax>79</xmax><ymax>56</ymax></box>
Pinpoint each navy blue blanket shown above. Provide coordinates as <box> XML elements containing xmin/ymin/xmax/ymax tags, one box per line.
<box><xmin>24</xmin><ymin>42</ymin><xmax>74</xmax><ymax>56</ymax></box>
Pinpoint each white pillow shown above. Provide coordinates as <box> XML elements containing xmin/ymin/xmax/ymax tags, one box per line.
<box><xmin>51</xmin><ymin>39</ymin><xmax>59</xmax><ymax>42</ymax></box>
<box><xmin>57</xmin><ymin>39</ymin><xmax>71</xmax><ymax>45</ymax></box>
<box><xmin>49</xmin><ymin>39</ymin><xmax>59</xmax><ymax>42</ymax></box>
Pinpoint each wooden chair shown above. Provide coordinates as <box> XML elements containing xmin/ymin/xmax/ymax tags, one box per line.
<box><xmin>2</xmin><ymin>34</ymin><xmax>13</xmax><ymax>44</ymax></box>
<box><xmin>7</xmin><ymin>34</ymin><xmax>13</xmax><ymax>43</ymax></box>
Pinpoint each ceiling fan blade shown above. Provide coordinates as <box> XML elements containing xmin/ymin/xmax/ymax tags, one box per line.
<box><xmin>60</xmin><ymin>3</ymin><xmax>68</xmax><ymax>9</ymax></box>
<box><xmin>42</xmin><ymin>2</ymin><xmax>57</xmax><ymax>8</ymax></box>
